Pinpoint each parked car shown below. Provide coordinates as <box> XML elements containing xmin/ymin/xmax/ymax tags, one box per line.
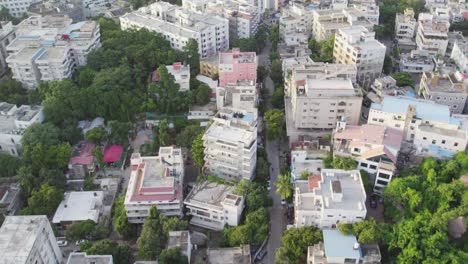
<box><xmin>267</xmin><ymin>181</ymin><xmax>271</xmax><ymax>191</ymax></box>
<box><xmin>57</xmin><ymin>240</ymin><xmax>68</xmax><ymax>247</ymax></box>
<box><xmin>281</xmin><ymin>199</ymin><xmax>287</xmax><ymax>206</ymax></box>
<box><xmin>75</xmin><ymin>239</ymin><xmax>88</xmax><ymax>246</ymax></box>
<box><xmin>256</xmin><ymin>251</ymin><xmax>267</xmax><ymax>261</ymax></box>
<box><xmin>370</xmin><ymin>195</ymin><xmax>378</xmax><ymax>209</ymax></box>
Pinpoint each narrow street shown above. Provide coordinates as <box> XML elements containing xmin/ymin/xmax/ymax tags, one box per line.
<box><xmin>258</xmin><ymin>39</ymin><xmax>284</xmax><ymax>264</ymax></box>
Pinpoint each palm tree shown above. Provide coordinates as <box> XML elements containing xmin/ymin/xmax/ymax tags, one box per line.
<box><xmin>275</xmin><ymin>172</ymin><xmax>293</xmax><ymax>199</ymax></box>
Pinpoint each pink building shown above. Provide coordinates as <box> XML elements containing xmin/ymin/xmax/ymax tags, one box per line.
<box><xmin>124</xmin><ymin>147</ymin><xmax>184</xmax><ymax>223</ymax></box>
<box><xmin>218</xmin><ymin>48</ymin><xmax>257</xmax><ymax>87</ymax></box>
<box><xmin>68</xmin><ymin>142</ymin><xmax>96</xmax><ymax>179</ymax></box>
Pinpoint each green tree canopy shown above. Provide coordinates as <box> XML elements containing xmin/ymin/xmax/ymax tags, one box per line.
<box><xmin>392</xmin><ymin>72</ymin><xmax>414</xmax><ymax>87</ymax></box>
<box><xmin>113</xmin><ymin>195</ymin><xmax>137</xmax><ymax>239</ymax></box>
<box><xmin>191</xmin><ymin>132</ymin><xmax>205</xmax><ymax>170</ymax></box>
<box><xmin>265</xmin><ymin>109</ymin><xmax>284</xmax><ymax>140</ymax></box>
<box><xmin>0</xmin><ymin>154</ymin><xmax>21</xmax><ymax>178</ymax></box>
<box><xmin>0</xmin><ymin>79</ymin><xmax>28</xmax><ymax>105</ymax></box>
<box><xmin>20</xmin><ymin>184</ymin><xmax>64</xmax><ymax>216</ymax></box>
<box><xmin>66</xmin><ymin>220</ymin><xmax>108</xmax><ymax>241</ymax></box>
<box><xmin>193</xmin><ymin>83</ymin><xmax>212</xmax><ymax>105</ymax></box>
<box><xmin>81</xmin><ymin>239</ymin><xmax>132</xmax><ymax>264</ymax></box>
<box><xmin>137</xmin><ymin>207</ymin><xmax>167</xmax><ymax>260</ymax></box>
<box><xmin>176</xmin><ymin>125</ymin><xmax>203</xmax><ymax>148</ymax></box>
<box><xmin>159</xmin><ymin>248</ymin><xmax>188</xmax><ymax>264</ymax></box>
<box><xmin>85</xmin><ymin>126</ymin><xmax>108</xmax><ymax>144</ymax></box>
<box><xmin>270</xmin><ymin>59</ymin><xmax>283</xmax><ymax>85</ymax></box>
<box><xmin>275</xmin><ymin>226</ymin><xmax>323</xmax><ymax>263</ymax></box>
<box><xmin>331</xmin><ymin>156</ymin><xmax>357</xmax><ymax>170</ymax></box>
<box><xmin>275</xmin><ymin>172</ymin><xmax>293</xmax><ymax>200</ymax></box>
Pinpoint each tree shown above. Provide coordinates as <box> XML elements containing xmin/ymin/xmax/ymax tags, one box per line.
<box><xmin>113</xmin><ymin>195</ymin><xmax>137</xmax><ymax>239</ymax></box>
<box><xmin>310</xmin><ymin>35</ymin><xmax>335</xmax><ymax>63</ymax></box>
<box><xmin>159</xmin><ymin>248</ymin><xmax>188</xmax><ymax>264</ymax></box>
<box><xmin>276</xmin><ymin>226</ymin><xmax>323</xmax><ymax>263</ymax></box>
<box><xmin>0</xmin><ymin>7</ymin><xmax>19</xmax><ymax>24</ymax></box>
<box><xmin>76</xmin><ymin>67</ymin><xmax>97</xmax><ymax>88</ymax></box>
<box><xmin>193</xmin><ymin>83</ymin><xmax>211</xmax><ymax>105</ymax></box>
<box><xmin>383</xmin><ymin>55</ymin><xmax>393</xmax><ymax>74</ymax></box>
<box><xmin>359</xmin><ymin>170</ymin><xmax>372</xmax><ymax>194</ymax></box>
<box><xmin>270</xmin><ymin>59</ymin><xmax>283</xmax><ymax>85</ymax></box>
<box><xmin>331</xmin><ymin>156</ymin><xmax>357</xmax><ymax>170</ymax></box>
<box><xmin>20</xmin><ymin>184</ymin><xmax>64</xmax><ymax>216</ymax></box>
<box><xmin>66</xmin><ymin>220</ymin><xmax>108</xmax><ymax>241</ymax></box>
<box><xmin>176</xmin><ymin>125</ymin><xmax>203</xmax><ymax>148</ymax></box>
<box><xmin>158</xmin><ymin>119</ymin><xmax>171</xmax><ymax>147</ymax></box>
<box><xmin>0</xmin><ymin>154</ymin><xmax>21</xmax><ymax>178</ymax></box>
<box><xmin>271</xmin><ymin>86</ymin><xmax>285</xmax><ymax>109</ymax></box>
<box><xmin>255</xmin><ymin>157</ymin><xmax>269</xmax><ymax>181</ymax></box>
<box><xmin>84</xmin><ymin>175</ymin><xmax>94</xmax><ymax>190</ymax></box>
<box><xmin>223</xmin><ymin>208</ymin><xmax>269</xmax><ymax>246</ymax></box>
<box><xmin>82</xmin><ymin>239</ymin><xmax>132</xmax><ymax>264</ymax></box>
<box><xmin>392</xmin><ymin>72</ymin><xmax>414</xmax><ymax>87</ymax></box>
<box><xmin>108</xmin><ymin>121</ymin><xmax>132</xmax><ymax>146</ymax></box>
<box><xmin>269</xmin><ymin>24</ymin><xmax>279</xmax><ymax>50</ymax></box>
<box><xmin>92</xmin><ymin>146</ymin><xmax>104</xmax><ymax>171</ymax></box>
<box><xmin>234</xmin><ymin>180</ymin><xmax>272</xmax><ymax>213</ymax></box>
<box><xmin>257</xmin><ymin>66</ymin><xmax>268</xmax><ymax>82</ymax></box>
<box><xmin>162</xmin><ymin>217</ymin><xmax>188</xmax><ymax>235</ymax></box>
<box><xmin>0</xmin><ymin>79</ymin><xmax>28</xmax><ymax>105</ymax></box>
<box><xmin>137</xmin><ymin>207</ymin><xmax>167</xmax><ymax>260</ymax></box>
<box><xmin>151</xmin><ymin>65</ymin><xmax>190</xmax><ymax>114</ymax></box>
<box><xmin>85</xmin><ymin>126</ymin><xmax>108</xmax><ymax>144</ymax></box>
<box><xmin>191</xmin><ymin>132</ymin><xmax>205</xmax><ymax>171</ymax></box>
<box><xmin>184</xmin><ymin>39</ymin><xmax>200</xmax><ymax>76</ymax></box>
<box><xmin>275</xmin><ymin>172</ymin><xmax>293</xmax><ymax>200</ymax></box>
<box><xmin>265</xmin><ymin>109</ymin><xmax>284</xmax><ymax>140</ymax></box>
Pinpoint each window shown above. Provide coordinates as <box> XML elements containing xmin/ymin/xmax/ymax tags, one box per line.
<box><xmin>360</xmin><ymin>162</ymin><xmax>368</xmax><ymax>167</ymax></box>
<box><xmin>369</xmin><ymin>165</ymin><xmax>377</xmax><ymax>170</ymax></box>
<box><xmin>378</xmin><ymin>173</ymin><xmax>391</xmax><ymax>179</ymax></box>
<box><xmin>395</xmin><ymin>124</ymin><xmax>401</xmax><ymax>128</ymax></box>
<box><xmin>454</xmin><ymin>142</ymin><xmax>459</xmax><ymax>147</ymax></box>
<box><xmin>376</xmin><ymin>180</ymin><xmax>389</xmax><ymax>186</ymax></box>
<box><xmin>442</xmin><ymin>140</ymin><xmax>446</xmax><ymax>144</ymax></box>
<box><xmin>432</xmin><ymin>140</ymin><xmax>436</xmax><ymax>144</ymax></box>
<box><xmin>423</xmin><ymin>137</ymin><xmax>427</xmax><ymax>140</ymax></box>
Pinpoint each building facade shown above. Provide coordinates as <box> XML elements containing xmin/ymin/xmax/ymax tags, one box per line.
<box><xmin>120</xmin><ymin>2</ymin><xmax>229</xmax><ymax>58</ymax></box>
<box><xmin>184</xmin><ymin>181</ymin><xmax>244</xmax><ymax>230</ymax></box>
<box><xmin>395</xmin><ymin>8</ymin><xmax>417</xmax><ymax>44</ymax></box>
<box><xmin>450</xmin><ymin>37</ymin><xmax>468</xmax><ymax>74</ymax></box>
<box><xmin>333</xmin><ymin>26</ymin><xmax>386</xmax><ymax>88</ymax></box>
<box><xmin>218</xmin><ymin>48</ymin><xmax>257</xmax><ymax>87</ymax></box>
<box><xmin>415</xmin><ymin>13</ymin><xmax>450</xmax><ymax>56</ymax></box>
<box><xmin>166</xmin><ymin>62</ymin><xmax>190</xmax><ymax>92</ymax></box>
<box><xmin>216</xmin><ymin>80</ymin><xmax>257</xmax><ymax>111</ymax></box>
<box><xmin>0</xmin><ymin>102</ymin><xmax>44</xmax><ymax>156</ymax></box>
<box><xmin>0</xmin><ymin>21</ymin><xmax>16</xmax><ymax>76</ymax></box>
<box><xmin>399</xmin><ymin>49</ymin><xmax>436</xmax><ymax>73</ymax></box>
<box><xmin>52</xmin><ymin>191</ymin><xmax>104</xmax><ymax>227</ymax></box>
<box><xmin>294</xmin><ymin>169</ymin><xmax>367</xmax><ymax>228</ymax></box>
<box><xmin>203</xmin><ymin>108</ymin><xmax>257</xmax><ymax>180</ymax></box>
<box><xmin>6</xmin><ymin>15</ymin><xmax>101</xmax><ymax>88</ymax></box>
<box><xmin>0</xmin><ymin>0</ymin><xmax>41</xmax><ymax>18</ymax></box>
<box><xmin>0</xmin><ymin>215</ymin><xmax>62</xmax><ymax>264</ymax></box>
<box><xmin>125</xmin><ymin>147</ymin><xmax>184</xmax><ymax>223</ymax></box>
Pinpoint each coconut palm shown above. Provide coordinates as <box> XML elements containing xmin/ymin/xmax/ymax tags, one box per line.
<box><xmin>275</xmin><ymin>172</ymin><xmax>293</xmax><ymax>199</ymax></box>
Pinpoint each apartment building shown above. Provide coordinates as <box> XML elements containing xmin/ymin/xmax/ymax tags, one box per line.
<box><xmin>312</xmin><ymin>8</ymin><xmax>373</xmax><ymax>42</ymax></box>
<box><xmin>399</xmin><ymin>49</ymin><xmax>435</xmax><ymax>73</ymax></box>
<box><xmin>0</xmin><ymin>215</ymin><xmax>62</xmax><ymax>264</ymax></box>
<box><xmin>218</xmin><ymin>48</ymin><xmax>257</xmax><ymax>87</ymax></box>
<box><xmin>0</xmin><ymin>0</ymin><xmax>41</xmax><ymax>18</ymax></box>
<box><xmin>415</xmin><ymin>13</ymin><xmax>450</xmax><ymax>56</ymax></box>
<box><xmin>294</xmin><ymin>169</ymin><xmax>367</xmax><ymax>228</ymax></box>
<box><xmin>349</xmin><ymin>0</ymin><xmax>380</xmax><ymax>25</ymax></box>
<box><xmin>395</xmin><ymin>8</ymin><xmax>417</xmax><ymax>47</ymax></box>
<box><xmin>333</xmin><ymin>121</ymin><xmax>404</xmax><ymax>193</ymax></box>
<box><xmin>216</xmin><ymin>80</ymin><xmax>257</xmax><ymax>111</ymax></box>
<box><xmin>0</xmin><ymin>183</ymin><xmax>21</xmax><ymax>216</ymax></box>
<box><xmin>419</xmin><ymin>71</ymin><xmax>468</xmax><ymax>114</ymax></box>
<box><xmin>334</xmin><ymin>26</ymin><xmax>386</xmax><ymax>88</ymax></box>
<box><xmin>183</xmin><ymin>0</ymin><xmax>260</xmax><ymax>40</ymax></box>
<box><xmin>199</xmin><ymin>53</ymin><xmax>219</xmax><ymax>78</ymax></box>
<box><xmin>279</xmin><ymin>2</ymin><xmax>314</xmax><ymax>46</ymax></box>
<box><xmin>368</xmin><ymin>96</ymin><xmax>468</xmax><ymax>158</ymax></box>
<box><xmin>451</xmin><ymin>37</ymin><xmax>468</xmax><ymax>74</ymax></box>
<box><xmin>290</xmin><ymin>150</ymin><xmax>327</xmax><ymax>182</ymax></box>
<box><xmin>52</xmin><ymin>191</ymin><xmax>104</xmax><ymax>227</ymax></box>
<box><xmin>203</xmin><ymin>108</ymin><xmax>257</xmax><ymax>180</ymax></box>
<box><xmin>0</xmin><ymin>21</ymin><xmax>16</xmax><ymax>76</ymax></box>
<box><xmin>283</xmin><ymin>56</ymin><xmax>357</xmax><ymax>97</ymax></box>
<box><xmin>184</xmin><ymin>181</ymin><xmax>244</xmax><ymax>230</ymax></box>
<box><xmin>120</xmin><ymin>2</ymin><xmax>229</xmax><ymax>58</ymax></box>
<box><xmin>166</xmin><ymin>62</ymin><xmax>190</xmax><ymax>92</ymax></box>
<box><xmin>308</xmin><ymin>229</ymin><xmax>381</xmax><ymax>264</ymax></box>
<box><xmin>0</xmin><ymin>102</ymin><xmax>44</xmax><ymax>156</ymax></box>
<box><xmin>207</xmin><ymin>245</ymin><xmax>251</xmax><ymax>264</ymax></box>
<box><xmin>67</xmin><ymin>253</ymin><xmax>113</xmax><ymax>264</ymax></box>
<box><xmin>125</xmin><ymin>147</ymin><xmax>184</xmax><ymax>223</ymax></box>
<box><xmin>6</xmin><ymin>15</ymin><xmax>101</xmax><ymax>88</ymax></box>
<box><xmin>289</xmin><ymin>73</ymin><xmax>362</xmax><ymax>130</ymax></box>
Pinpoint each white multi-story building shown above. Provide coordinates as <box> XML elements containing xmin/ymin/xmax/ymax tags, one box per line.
<box><xmin>0</xmin><ymin>102</ymin><xmax>44</xmax><ymax>156</ymax></box>
<box><xmin>125</xmin><ymin>147</ymin><xmax>184</xmax><ymax>223</ymax></box>
<box><xmin>279</xmin><ymin>2</ymin><xmax>314</xmax><ymax>46</ymax></box>
<box><xmin>399</xmin><ymin>49</ymin><xmax>435</xmax><ymax>73</ymax></box>
<box><xmin>216</xmin><ymin>80</ymin><xmax>257</xmax><ymax>111</ymax></box>
<box><xmin>294</xmin><ymin>169</ymin><xmax>367</xmax><ymax>228</ymax></box>
<box><xmin>451</xmin><ymin>37</ymin><xmax>468</xmax><ymax>74</ymax></box>
<box><xmin>168</xmin><ymin>231</ymin><xmax>192</xmax><ymax>264</ymax></box>
<box><xmin>334</xmin><ymin>26</ymin><xmax>386</xmax><ymax>88</ymax></box>
<box><xmin>312</xmin><ymin>8</ymin><xmax>374</xmax><ymax>42</ymax></box>
<box><xmin>0</xmin><ymin>215</ymin><xmax>62</xmax><ymax>264</ymax></box>
<box><xmin>395</xmin><ymin>8</ymin><xmax>417</xmax><ymax>45</ymax></box>
<box><xmin>203</xmin><ymin>108</ymin><xmax>257</xmax><ymax>180</ymax></box>
<box><xmin>67</xmin><ymin>252</ymin><xmax>113</xmax><ymax>264</ymax></box>
<box><xmin>184</xmin><ymin>181</ymin><xmax>244</xmax><ymax>230</ymax></box>
<box><xmin>290</xmin><ymin>150</ymin><xmax>326</xmax><ymax>182</ymax></box>
<box><xmin>166</xmin><ymin>62</ymin><xmax>190</xmax><ymax>92</ymax></box>
<box><xmin>6</xmin><ymin>15</ymin><xmax>101</xmax><ymax>88</ymax></box>
<box><xmin>349</xmin><ymin>0</ymin><xmax>380</xmax><ymax>25</ymax></box>
<box><xmin>419</xmin><ymin>71</ymin><xmax>468</xmax><ymax>114</ymax></box>
<box><xmin>289</xmin><ymin>72</ymin><xmax>362</xmax><ymax>130</ymax></box>
<box><xmin>368</xmin><ymin>96</ymin><xmax>468</xmax><ymax>158</ymax></box>
<box><xmin>0</xmin><ymin>21</ymin><xmax>16</xmax><ymax>76</ymax></box>
<box><xmin>415</xmin><ymin>13</ymin><xmax>450</xmax><ymax>56</ymax></box>
<box><xmin>333</xmin><ymin>121</ymin><xmax>404</xmax><ymax>193</ymax></box>
<box><xmin>120</xmin><ymin>2</ymin><xmax>229</xmax><ymax>58</ymax></box>
<box><xmin>52</xmin><ymin>191</ymin><xmax>104</xmax><ymax>227</ymax></box>
<box><xmin>0</xmin><ymin>0</ymin><xmax>41</xmax><ymax>18</ymax></box>
<box><xmin>183</xmin><ymin>0</ymin><xmax>260</xmax><ymax>40</ymax></box>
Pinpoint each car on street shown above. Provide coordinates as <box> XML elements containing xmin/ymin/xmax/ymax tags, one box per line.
<box><xmin>256</xmin><ymin>250</ymin><xmax>267</xmax><ymax>261</ymax></box>
<box><xmin>75</xmin><ymin>239</ymin><xmax>88</xmax><ymax>246</ymax></box>
<box><xmin>57</xmin><ymin>240</ymin><xmax>68</xmax><ymax>247</ymax></box>
<box><xmin>267</xmin><ymin>181</ymin><xmax>271</xmax><ymax>191</ymax></box>
<box><xmin>281</xmin><ymin>199</ymin><xmax>286</xmax><ymax>206</ymax></box>
<box><xmin>370</xmin><ymin>194</ymin><xmax>378</xmax><ymax>209</ymax></box>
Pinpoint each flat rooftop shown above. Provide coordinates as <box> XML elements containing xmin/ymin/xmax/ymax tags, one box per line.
<box><xmin>67</xmin><ymin>252</ymin><xmax>113</xmax><ymax>264</ymax></box>
<box><xmin>52</xmin><ymin>191</ymin><xmax>104</xmax><ymax>224</ymax></box>
<box><xmin>371</xmin><ymin>96</ymin><xmax>458</xmax><ymax>125</ymax></box>
<box><xmin>0</xmin><ymin>103</ymin><xmax>42</xmax><ymax>135</ymax></box>
<box><xmin>323</xmin><ymin>229</ymin><xmax>362</xmax><ymax>259</ymax></box>
<box><xmin>219</xmin><ymin>49</ymin><xmax>256</xmax><ymax>64</ymax></box>
<box><xmin>185</xmin><ymin>181</ymin><xmax>240</xmax><ymax>210</ymax></box>
<box><xmin>207</xmin><ymin>245</ymin><xmax>251</xmax><ymax>264</ymax></box>
<box><xmin>296</xmin><ymin>169</ymin><xmax>366</xmax><ymax>212</ymax></box>
<box><xmin>0</xmin><ymin>215</ymin><xmax>51</xmax><ymax>263</ymax></box>
<box><xmin>424</xmin><ymin>73</ymin><xmax>468</xmax><ymax>94</ymax></box>
<box><xmin>168</xmin><ymin>230</ymin><xmax>190</xmax><ymax>250</ymax></box>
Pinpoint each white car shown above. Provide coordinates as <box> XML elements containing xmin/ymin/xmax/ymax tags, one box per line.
<box><xmin>57</xmin><ymin>240</ymin><xmax>68</xmax><ymax>247</ymax></box>
<box><xmin>75</xmin><ymin>239</ymin><xmax>88</xmax><ymax>246</ymax></box>
<box><xmin>281</xmin><ymin>199</ymin><xmax>287</xmax><ymax>205</ymax></box>
<box><xmin>267</xmin><ymin>181</ymin><xmax>271</xmax><ymax>191</ymax></box>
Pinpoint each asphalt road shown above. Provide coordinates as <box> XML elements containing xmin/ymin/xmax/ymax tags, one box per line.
<box><xmin>258</xmin><ymin>39</ymin><xmax>285</xmax><ymax>264</ymax></box>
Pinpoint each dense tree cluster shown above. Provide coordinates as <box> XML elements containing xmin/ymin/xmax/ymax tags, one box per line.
<box><xmin>308</xmin><ymin>35</ymin><xmax>335</xmax><ymax>63</ymax></box>
<box><xmin>377</xmin><ymin>0</ymin><xmax>426</xmax><ymax>38</ymax></box>
<box><xmin>0</xmin><ymin>154</ymin><xmax>21</xmax><ymax>178</ymax></box>
<box><xmin>65</xmin><ymin>220</ymin><xmax>108</xmax><ymax>241</ymax></box>
<box><xmin>113</xmin><ymin>195</ymin><xmax>137</xmax><ymax>239</ymax></box>
<box><xmin>264</xmin><ymin>109</ymin><xmax>284</xmax><ymax>140</ymax></box>
<box><xmin>231</xmin><ymin>26</ymin><xmax>269</xmax><ymax>53</ymax></box>
<box><xmin>450</xmin><ymin>21</ymin><xmax>468</xmax><ymax>36</ymax></box>
<box><xmin>275</xmin><ymin>226</ymin><xmax>323</xmax><ymax>263</ymax></box>
<box><xmin>275</xmin><ymin>172</ymin><xmax>293</xmax><ymax>200</ymax></box>
<box><xmin>81</xmin><ymin>239</ymin><xmax>132</xmax><ymax>264</ymax></box>
<box><xmin>392</xmin><ymin>72</ymin><xmax>415</xmax><ymax>87</ymax></box>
